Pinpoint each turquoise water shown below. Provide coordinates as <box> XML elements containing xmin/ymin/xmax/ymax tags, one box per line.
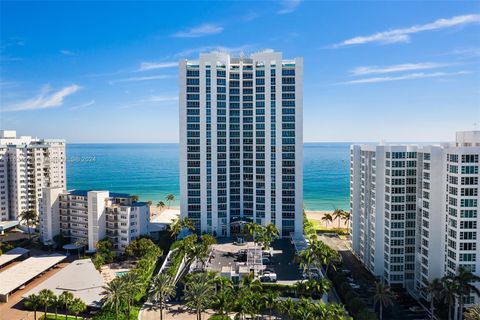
<box><xmin>66</xmin><ymin>143</ymin><xmax>350</xmax><ymax>211</ymax></box>
<box><xmin>116</xmin><ymin>271</ymin><xmax>128</xmax><ymax>277</ymax></box>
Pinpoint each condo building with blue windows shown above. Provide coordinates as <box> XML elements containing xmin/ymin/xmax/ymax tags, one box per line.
<box><xmin>179</xmin><ymin>50</ymin><xmax>303</xmax><ymax>238</ymax></box>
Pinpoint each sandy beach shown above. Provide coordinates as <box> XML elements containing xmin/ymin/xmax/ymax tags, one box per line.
<box><xmin>149</xmin><ymin>207</ymin><xmax>347</xmax><ymax>229</ymax></box>
<box><xmin>306</xmin><ymin>210</ymin><xmax>348</xmax><ymax>229</ymax></box>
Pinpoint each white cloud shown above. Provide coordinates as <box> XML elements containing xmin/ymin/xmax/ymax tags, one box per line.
<box><xmin>60</xmin><ymin>49</ymin><xmax>75</xmax><ymax>56</ymax></box>
<box><xmin>119</xmin><ymin>95</ymin><xmax>178</xmax><ymax>109</ymax></box>
<box><xmin>332</xmin><ymin>14</ymin><xmax>480</xmax><ymax>48</ymax></box>
<box><xmin>143</xmin><ymin>95</ymin><xmax>178</xmax><ymax>102</ymax></box>
<box><xmin>139</xmin><ymin>61</ymin><xmax>177</xmax><ymax>71</ymax></box>
<box><xmin>175</xmin><ymin>45</ymin><xmax>256</xmax><ymax>58</ymax></box>
<box><xmin>277</xmin><ymin>0</ymin><xmax>301</xmax><ymax>14</ymax></box>
<box><xmin>351</xmin><ymin>62</ymin><xmax>453</xmax><ymax>76</ymax></box>
<box><xmin>2</xmin><ymin>84</ymin><xmax>81</xmax><ymax>111</ymax></box>
<box><xmin>340</xmin><ymin>71</ymin><xmax>471</xmax><ymax>84</ymax></box>
<box><xmin>70</xmin><ymin>100</ymin><xmax>95</xmax><ymax>110</ymax></box>
<box><xmin>173</xmin><ymin>24</ymin><xmax>223</xmax><ymax>38</ymax></box>
<box><xmin>109</xmin><ymin>75</ymin><xmax>173</xmax><ymax>84</ymax></box>
<box><xmin>0</xmin><ymin>81</ymin><xmax>18</xmax><ymax>89</ymax></box>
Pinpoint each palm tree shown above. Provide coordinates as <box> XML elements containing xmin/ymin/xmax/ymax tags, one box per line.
<box><xmin>212</xmin><ymin>276</ymin><xmax>233</xmax><ymax>294</ymax></box>
<box><xmin>422</xmin><ymin>278</ymin><xmax>444</xmax><ymax>319</ymax></box>
<box><xmin>244</xmin><ymin>221</ymin><xmax>260</xmax><ymax>242</ymax></box>
<box><xmin>211</xmin><ymin>287</ymin><xmax>233</xmax><ymax>316</ymax></box>
<box><xmin>261</xmin><ymin>290</ymin><xmax>278</xmax><ymax>320</ymax></box>
<box><xmin>183</xmin><ymin>275</ymin><xmax>214</xmax><ymax>320</ymax></box>
<box><xmin>24</xmin><ymin>293</ymin><xmax>41</xmax><ymax>320</ymax></box>
<box><xmin>68</xmin><ymin>298</ymin><xmax>86</xmax><ymax>320</ymax></box>
<box><xmin>182</xmin><ymin>217</ymin><xmax>195</xmax><ymax>231</ymax></box>
<box><xmin>321</xmin><ymin>213</ymin><xmax>333</xmax><ymax>228</ymax></box>
<box><xmin>170</xmin><ymin>220</ymin><xmax>182</xmax><ymax>240</ymax></box>
<box><xmin>442</xmin><ymin>276</ymin><xmax>458</xmax><ymax>320</ymax></box>
<box><xmin>342</xmin><ymin>210</ymin><xmax>351</xmax><ymax>227</ymax></box>
<box><xmin>157</xmin><ymin>201</ymin><xmax>166</xmax><ymax>210</ymax></box>
<box><xmin>51</xmin><ymin>294</ymin><xmax>60</xmax><ymax>319</ymax></box>
<box><xmin>148</xmin><ymin>273</ymin><xmax>176</xmax><ymax>320</ymax></box>
<box><xmin>131</xmin><ymin>195</ymin><xmax>139</xmax><ymax>202</ymax></box>
<box><xmin>276</xmin><ymin>297</ymin><xmax>296</xmax><ymax>320</ymax></box>
<box><xmin>38</xmin><ymin>289</ymin><xmax>56</xmax><ymax>320</ymax></box>
<box><xmin>454</xmin><ymin>267</ymin><xmax>480</xmax><ymax>319</ymax></box>
<box><xmin>299</xmin><ymin>279</ymin><xmax>331</xmax><ymax>298</ymax></box>
<box><xmin>59</xmin><ymin>291</ymin><xmax>74</xmax><ymax>320</ymax></box>
<box><xmin>464</xmin><ymin>304</ymin><xmax>480</xmax><ymax>320</ymax></box>
<box><xmin>333</xmin><ymin>209</ymin><xmax>345</xmax><ymax>229</ymax></box>
<box><xmin>102</xmin><ymin>277</ymin><xmax>127</xmax><ymax>320</ymax></box>
<box><xmin>373</xmin><ymin>282</ymin><xmax>393</xmax><ymax>320</ymax></box>
<box><xmin>166</xmin><ymin>194</ymin><xmax>175</xmax><ymax>208</ymax></box>
<box><xmin>122</xmin><ymin>272</ymin><xmax>143</xmax><ymax>319</ymax></box>
<box><xmin>19</xmin><ymin>209</ymin><xmax>37</xmax><ymax>239</ymax></box>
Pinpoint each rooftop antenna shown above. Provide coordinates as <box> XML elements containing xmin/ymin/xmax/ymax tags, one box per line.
<box><xmin>240</xmin><ymin>51</ymin><xmax>245</xmax><ymax>59</ymax></box>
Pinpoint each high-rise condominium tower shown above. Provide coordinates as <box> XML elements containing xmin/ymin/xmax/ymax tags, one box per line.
<box><xmin>0</xmin><ymin>130</ymin><xmax>66</xmax><ymax>222</ymax></box>
<box><xmin>179</xmin><ymin>50</ymin><xmax>303</xmax><ymax>237</ymax></box>
<box><xmin>350</xmin><ymin>131</ymin><xmax>480</xmax><ymax>306</ymax></box>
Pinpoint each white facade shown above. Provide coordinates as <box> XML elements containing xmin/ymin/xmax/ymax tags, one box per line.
<box><xmin>350</xmin><ymin>131</ymin><xmax>480</xmax><ymax>305</ymax></box>
<box><xmin>40</xmin><ymin>189</ymin><xmax>150</xmax><ymax>252</ymax></box>
<box><xmin>0</xmin><ymin>130</ymin><xmax>66</xmax><ymax>222</ymax></box>
<box><xmin>179</xmin><ymin>50</ymin><xmax>303</xmax><ymax>238</ymax></box>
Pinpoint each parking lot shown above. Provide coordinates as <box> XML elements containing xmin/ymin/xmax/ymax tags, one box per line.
<box><xmin>317</xmin><ymin>234</ymin><xmax>429</xmax><ymax>320</ymax></box>
<box><xmin>208</xmin><ymin>238</ymin><xmax>302</xmax><ymax>284</ymax></box>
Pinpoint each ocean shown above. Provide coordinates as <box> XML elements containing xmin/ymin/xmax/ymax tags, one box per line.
<box><xmin>66</xmin><ymin>143</ymin><xmax>350</xmax><ymax>211</ymax></box>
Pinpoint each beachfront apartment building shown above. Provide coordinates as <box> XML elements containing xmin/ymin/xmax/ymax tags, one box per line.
<box><xmin>350</xmin><ymin>131</ymin><xmax>480</xmax><ymax>306</ymax></box>
<box><xmin>0</xmin><ymin>130</ymin><xmax>66</xmax><ymax>222</ymax></box>
<box><xmin>40</xmin><ymin>188</ymin><xmax>150</xmax><ymax>252</ymax></box>
<box><xmin>179</xmin><ymin>50</ymin><xmax>303</xmax><ymax>237</ymax></box>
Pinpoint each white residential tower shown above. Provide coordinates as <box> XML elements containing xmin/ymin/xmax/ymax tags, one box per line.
<box><xmin>179</xmin><ymin>50</ymin><xmax>303</xmax><ymax>237</ymax></box>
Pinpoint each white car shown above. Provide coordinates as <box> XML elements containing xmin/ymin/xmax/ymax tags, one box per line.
<box><xmin>259</xmin><ymin>271</ymin><xmax>277</xmax><ymax>282</ymax></box>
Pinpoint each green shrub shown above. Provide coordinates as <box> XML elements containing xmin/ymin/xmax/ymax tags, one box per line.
<box><xmin>347</xmin><ymin>297</ymin><xmax>365</xmax><ymax>315</ymax></box>
<box><xmin>356</xmin><ymin>308</ymin><xmax>378</xmax><ymax>320</ymax></box>
<box><xmin>344</xmin><ymin>290</ymin><xmax>358</xmax><ymax>302</ymax></box>
<box><xmin>208</xmin><ymin>315</ymin><xmax>230</xmax><ymax>320</ymax></box>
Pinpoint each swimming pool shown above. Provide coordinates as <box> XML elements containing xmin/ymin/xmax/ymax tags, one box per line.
<box><xmin>116</xmin><ymin>271</ymin><xmax>128</xmax><ymax>277</ymax></box>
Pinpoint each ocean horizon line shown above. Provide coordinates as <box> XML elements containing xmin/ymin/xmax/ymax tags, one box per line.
<box><xmin>65</xmin><ymin>141</ymin><xmax>443</xmax><ymax>145</ymax></box>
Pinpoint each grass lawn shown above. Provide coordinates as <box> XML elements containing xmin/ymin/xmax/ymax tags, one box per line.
<box><xmin>310</xmin><ymin>220</ymin><xmax>349</xmax><ymax>235</ymax></box>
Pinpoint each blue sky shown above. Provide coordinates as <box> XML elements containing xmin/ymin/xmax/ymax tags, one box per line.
<box><xmin>1</xmin><ymin>0</ymin><xmax>479</xmax><ymax>143</ymax></box>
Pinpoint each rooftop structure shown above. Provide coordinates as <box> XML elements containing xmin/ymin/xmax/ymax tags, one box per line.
<box><xmin>0</xmin><ymin>247</ymin><xmax>29</xmax><ymax>268</ymax></box>
<box><xmin>23</xmin><ymin>259</ymin><xmax>105</xmax><ymax>308</ymax></box>
<box><xmin>0</xmin><ymin>253</ymin><xmax>66</xmax><ymax>302</ymax></box>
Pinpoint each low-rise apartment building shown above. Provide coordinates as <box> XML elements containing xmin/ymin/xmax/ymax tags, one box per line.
<box><xmin>40</xmin><ymin>188</ymin><xmax>149</xmax><ymax>252</ymax></box>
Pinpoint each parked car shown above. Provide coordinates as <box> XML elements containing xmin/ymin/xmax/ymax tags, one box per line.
<box><xmin>259</xmin><ymin>271</ymin><xmax>277</xmax><ymax>282</ymax></box>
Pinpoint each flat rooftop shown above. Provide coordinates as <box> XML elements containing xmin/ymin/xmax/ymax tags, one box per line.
<box><xmin>0</xmin><ymin>220</ymin><xmax>19</xmax><ymax>231</ymax></box>
<box><xmin>24</xmin><ymin>259</ymin><xmax>105</xmax><ymax>307</ymax></box>
<box><xmin>0</xmin><ymin>254</ymin><xmax>66</xmax><ymax>297</ymax></box>
<box><xmin>0</xmin><ymin>247</ymin><xmax>29</xmax><ymax>267</ymax></box>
